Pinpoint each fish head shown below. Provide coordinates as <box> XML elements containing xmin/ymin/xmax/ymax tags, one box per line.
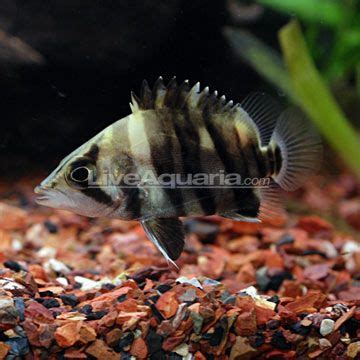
<box><xmin>34</xmin><ymin>131</ymin><xmax>125</xmax><ymax>218</ymax></box>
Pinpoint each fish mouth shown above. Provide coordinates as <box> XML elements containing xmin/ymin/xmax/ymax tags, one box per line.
<box><xmin>35</xmin><ymin>195</ymin><xmax>50</xmax><ymax>203</ymax></box>
<box><xmin>34</xmin><ymin>186</ymin><xmax>51</xmax><ymax>204</ymax></box>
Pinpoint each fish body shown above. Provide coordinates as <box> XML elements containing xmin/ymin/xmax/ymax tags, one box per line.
<box><xmin>35</xmin><ymin>77</ymin><xmax>322</xmax><ymax>265</ymax></box>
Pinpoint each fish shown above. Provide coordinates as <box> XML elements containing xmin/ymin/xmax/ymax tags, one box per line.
<box><xmin>34</xmin><ymin>77</ymin><xmax>322</xmax><ymax>266</ymax></box>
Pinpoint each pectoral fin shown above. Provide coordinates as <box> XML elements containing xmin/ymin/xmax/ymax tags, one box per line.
<box><xmin>140</xmin><ymin>217</ymin><xmax>185</xmax><ymax>267</ymax></box>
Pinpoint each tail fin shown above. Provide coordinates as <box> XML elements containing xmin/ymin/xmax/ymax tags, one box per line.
<box><xmin>270</xmin><ymin>109</ymin><xmax>322</xmax><ymax>191</ymax></box>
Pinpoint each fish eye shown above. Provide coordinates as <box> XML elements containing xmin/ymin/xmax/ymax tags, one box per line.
<box><xmin>66</xmin><ymin>158</ymin><xmax>96</xmax><ymax>189</ymax></box>
<box><xmin>71</xmin><ymin>166</ymin><xmax>90</xmax><ymax>183</ymax></box>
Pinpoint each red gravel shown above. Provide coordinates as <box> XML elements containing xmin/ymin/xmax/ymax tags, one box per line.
<box><xmin>0</xmin><ymin>174</ymin><xmax>359</xmax><ymax>359</ymax></box>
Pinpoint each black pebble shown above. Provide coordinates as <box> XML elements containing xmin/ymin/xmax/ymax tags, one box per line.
<box><xmin>270</xmin><ymin>271</ymin><xmax>293</xmax><ymax>291</ymax></box>
<box><xmin>202</xmin><ymin>318</ymin><xmax>226</xmax><ymax>347</ymax></box>
<box><xmin>114</xmin><ymin>332</ymin><xmax>134</xmax><ymax>352</ymax></box>
<box><xmin>156</xmin><ymin>284</ymin><xmax>172</xmax><ymax>293</ymax></box>
<box><xmin>39</xmin><ymin>290</ymin><xmax>54</xmax><ymax>297</ymax></box>
<box><xmin>44</xmin><ymin>220</ymin><xmax>58</xmax><ymax>233</ymax></box>
<box><xmin>149</xmin><ymin>295</ymin><xmax>160</xmax><ymax>303</ymax></box>
<box><xmin>150</xmin><ymin>304</ymin><xmax>164</xmax><ymax>322</ymax></box>
<box><xmin>42</xmin><ymin>298</ymin><xmax>60</xmax><ymax>308</ymax></box>
<box><xmin>60</xmin><ymin>294</ymin><xmax>79</xmax><ymax>307</ymax></box>
<box><xmin>340</xmin><ymin>318</ymin><xmax>360</xmax><ymax>337</ymax></box>
<box><xmin>146</xmin><ymin>329</ymin><xmax>163</xmax><ymax>355</ymax></box>
<box><xmin>117</xmin><ymin>294</ymin><xmax>127</xmax><ymax>302</ymax></box>
<box><xmin>289</xmin><ymin>322</ymin><xmax>311</xmax><ymax>336</ymax></box>
<box><xmin>299</xmin><ymin>313</ymin><xmax>309</xmax><ymax>319</ymax></box>
<box><xmin>4</xmin><ymin>260</ymin><xmax>23</xmax><ymax>272</ymax></box>
<box><xmin>0</xmin><ymin>331</ymin><xmax>9</xmax><ymax>341</ymax></box>
<box><xmin>266</xmin><ymin>319</ymin><xmax>280</xmax><ymax>330</ymax></box>
<box><xmin>270</xmin><ymin>331</ymin><xmax>292</xmax><ymax>350</ymax></box>
<box><xmin>302</xmin><ymin>249</ymin><xmax>327</xmax><ymax>258</ymax></box>
<box><xmin>101</xmin><ymin>283</ymin><xmax>116</xmax><ymax>291</ymax></box>
<box><xmin>267</xmin><ymin>295</ymin><xmax>280</xmax><ymax>311</ymax></box>
<box><xmin>169</xmin><ymin>353</ymin><xmax>183</xmax><ymax>360</ymax></box>
<box><xmin>80</xmin><ymin>304</ymin><xmax>93</xmax><ymax>315</ymax></box>
<box><xmin>150</xmin><ymin>350</ymin><xmax>167</xmax><ymax>360</ymax></box>
<box><xmin>256</xmin><ymin>271</ymin><xmax>293</xmax><ymax>291</ymax></box>
<box><xmin>52</xmin><ymin>310</ymin><xmax>62</xmax><ymax>318</ymax></box>
<box><xmin>86</xmin><ymin>310</ymin><xmax>108</xmax><ymax>320</ymax></box>
<box><xmin>209</xmin><ymin>325</ymin><xmax>224</xmax><ymax>346</ymax></box>
<box><xmin>254</xmin><ymin>334</ymin><xmax>265</xmax><ymax>347</ymax></box>
<box><xmin>267</xmin><ymin>295</ymin><xmax>280</xmax><ymax>305</ymax></box>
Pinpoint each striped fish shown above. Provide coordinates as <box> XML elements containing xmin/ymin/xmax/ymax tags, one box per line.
<box><xmin>34</xmin><ymin>77</ymin><xmax>322</xmax><ymax>266</ymax></box>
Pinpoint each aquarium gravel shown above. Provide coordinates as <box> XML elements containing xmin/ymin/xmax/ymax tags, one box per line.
<box><xmin>0</xmin><ymin>174</ymin><xmax>359</xmax><ymax>359</ymax></box>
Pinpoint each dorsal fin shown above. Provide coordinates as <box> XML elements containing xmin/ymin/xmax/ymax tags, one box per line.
<box><xmin>130</xmin><ymin>79</ymin><xmax>282</xmax><ymax>148</ymax></box>
<box><xmin>140</xmin><ymin>79</ymin><xmax>153</xmax><ymax>109</ymax></box>
<box><xmin>241</xmin><ymin>93</ymin><xmax>282</xmax><ymax>146</ymax></box>
<box><xmin>130</xmin><ymin>77</ymin><xmax>237</xmax><ymax>114</ymax></box>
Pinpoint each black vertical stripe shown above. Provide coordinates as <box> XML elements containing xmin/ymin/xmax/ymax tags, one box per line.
<box><xmin>203</xmin><ymin>106</ymin><xmax>259</xmax><ymax>215</ymax></box>
<box><xmin>78</xmin><ymin>143</ymin><xmax>109</xmax><ymax>205</ymax></box>
<box><xmin>233</xmin><ymin>122</ymin><xmax>249</xmax><ymax>179</ymax></box>
<box><xmin>84</xmin><ymin>144</ymin><xmax>99</xmax><ymax>162</ymax></box>
<box><xmin>174</xmin><ymin>107</ymin><xmax>216</xmax><ymax>215</ymax></box>
<box><xmin>267</xmin><ymin>147</ymin><xmax>275</xmax><ymax>176</ymax></box>
<box><xmin>232</xmin><ymin>122</ymin><xmax>255</xmax><ymax>200</ymax></box>
<box><xmin>144</xmin><ymin>110</ymin><xmax>185</xmax><ymax>216</ymax></box>
<box><xmin>274</xmin><ymin>145</ymin><xmax>282</xmax><ymax>174</ymax></box>
<box><xmin>123</xmin><ymin>184</ymin><xmax>142</xmax><ymax>219</ymax></box>
<box><xmin>246</xmin><ymin>142</ymin><xmax>267</xmax><ymax>178</ymax></box>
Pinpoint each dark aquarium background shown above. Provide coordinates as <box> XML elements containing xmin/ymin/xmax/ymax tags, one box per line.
<box><xmin>0</xmin><ymin>0</ymin><xmax>289</xmax><ymax>176</ymax></box>
<box><xmin>1</xmin><ymin>0</ymin><xmax>359</xmax><ymax>178</ymax></box>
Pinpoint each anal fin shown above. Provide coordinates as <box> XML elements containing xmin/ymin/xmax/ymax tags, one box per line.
<box><xmin>140</xmin><ymin>218</ymin><xmax>185</xmax><ymax>267</ymax></box>
<box><xmin>259</xmin><ymin>179</ymin><xmax>285</xmax><ymax>221</ymax></box>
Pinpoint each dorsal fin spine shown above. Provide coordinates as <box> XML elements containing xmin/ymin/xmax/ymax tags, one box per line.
<box><xmin>186</xmin><ymin>82</ymin><xmax>201</xmax><ymax>108</ymax></box>
<box><xmin>153</xmin><ymin>76</ymin><xmax>166</xmax><ymax>109</ymax></box>
<box><xmin>130</xmin><ymin>77</ymin><xmax>240</xmax><ymax>115</ymax></box>
<box><xmin>130</xmin><ymin>91</ymin><xmax>140</xmax><ymax>112</ymax></box>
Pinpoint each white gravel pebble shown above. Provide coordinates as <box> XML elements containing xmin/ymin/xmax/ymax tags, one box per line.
<box><xmin>74</xmin><ymin>276</ymin><xmax>100</xmax><ymax>291</ymax></box>
<box><xmin>176</xmin><ymin>276</ymin><xmax>203</xmax><ymax>289</ymax></box>
<box><xmin>320</xmin><ymin>319</ymin><xmax>335</xmax><ymax>336</ymax></box>
<box><xmin>56</xmin><ymin>277</ymin><xmax>69</xmax><ymax>287</ymax></box>
<box><xmin>319</xmin><ymin>338</ymin><xmax>332</xmax><ymax>349</ymax></box>
<box><xmin>172</xmin><ymin>343</ymin><xmax>189</xmax><ymax>357</ymax></box>
<box><xmin>38</xmin><ymin>246</ymin><xmax>57</xmax><ymax>258</ymax></box>
<box><xmin>44</xmin><ymin>258</ymin><xmax>71</xmax><ymax>274</ymax></box>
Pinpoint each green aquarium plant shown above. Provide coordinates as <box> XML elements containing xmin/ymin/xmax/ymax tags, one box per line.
<box><xmin>279</xmin><ymin>20</ymin><xmax>360</xmax><ymax>178</ymax></box>
<box><xmin>224</xmin><ymin>0</ymin><xmax>360</xmax><ymax>178</ymax></box>
<box><xmin>257</xmin><ymin>0</ymin><xmax>360</xmax><ymax>83</ymax></box>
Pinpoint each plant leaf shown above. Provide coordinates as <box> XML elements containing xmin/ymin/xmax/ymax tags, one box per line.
<box><xmin>224</xmin><ymin>27</ymin><xmax>294</xmax><ymax>99</ymax></box>
<box><xmin>279</xmin><ymin>19</ymin><xmax>360</xmax><ymax>178</ymax></box>
<box><xmin>258</xmin><ymin>0</ymin><xmax>348</xmax><ymax>27</ymax></box>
